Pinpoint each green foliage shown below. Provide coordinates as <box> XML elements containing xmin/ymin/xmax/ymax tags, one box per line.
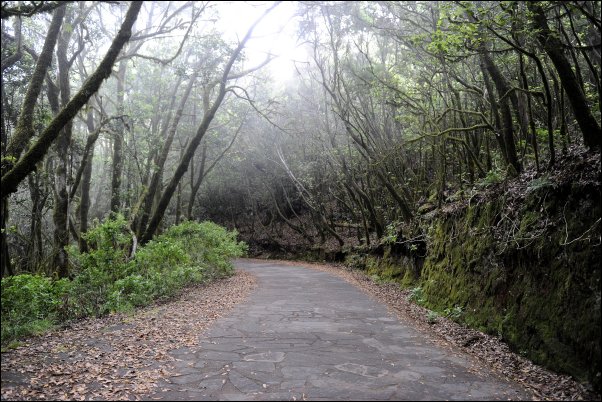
<box><xmin>2</xmin><ymin>217</ymin><xmax>246</xmax><ymax>345</ymax></box>
<box><xmin>106</xmin><ymin>238</ymin><xmax>201</xmax><ymax>312</ymax></box>
<box><xmin>443</xmin><ymin>305</ymin><xmax>463</xmax><ymax>321</ymax></box>
<box><xmin>369</xmin><ymin>273</ymin><xmax>395</xmax><ymax>285</ymax></box>
<box><xmin>68</xmin><ymin>218</ymin><xmax>246</xmax><ymax>315</ymax></box>
<box><xmin>1</xmin><ymin>155</ymin><xmax>17</xmax><ymax>165</ymax></box>
<box><xmin>408</xmin><ymin>286</ymin><xmax>425</xmax><ymax>304</ymax></box>
<box><xmin>66</xmin><ymin>214</ymin><xmax>133</xmax><ymax>316</ymax></box>
<box><xmin>69</xmin><ymin>214</ymin><xmax>132</xmax><ymax>277</ymax></box>
<box><xmin>382</xmin><ymin>223</ymin><xmax>398</xmax><ymax>245</ymax></box>
<box><xmin>106</xmin><ymin>274</ymin><xmax>154</xmax><ymax>312</ymax></box>
<box><xmin>526</xmin><ymin>175</ymin><xmax>556</xmax><ymax>193</ymax></box>
<box><xmin>345</xmin><ymin>253</ymin><xmax>366</xmax><ymax>269</ymax></box>
<box><xmin>477</xmin><ymin>169</ymin><xmax>504</xmax><ymax>187</ymax></box>
<box><xmin>161</xmin><ymin>220</ymin><xmax>247</xmax><ymax>278</ymax></box>
<box><xmin>1</xmin><ymin>274</ymin><xmax>70</xmax><ymax>344</ymax></box>
<box><xmin>131</xmin><ymin>237</ymin><xmax>190</xmax><ymax>276</ymax></box>
<box><xmin>426</xmin><ymin>310</ymin><xmax>439</xmax><ymax>324</ymax></box>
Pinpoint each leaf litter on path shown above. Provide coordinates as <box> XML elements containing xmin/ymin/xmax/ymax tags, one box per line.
<box><xmin>1</xmin><ymin>271</ymin><xmax>257</xmax><ymax>401</ymax></box>
<box><xmin>262</xmin><ymin>258</ymin><xmax>600</xmax><ymax>401</ymax></box>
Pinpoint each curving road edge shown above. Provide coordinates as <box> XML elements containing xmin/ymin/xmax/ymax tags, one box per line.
<box><xmin>146</xmin><ymin>259</ymin><xmax>531</xmax><ymax>401</ymax></box>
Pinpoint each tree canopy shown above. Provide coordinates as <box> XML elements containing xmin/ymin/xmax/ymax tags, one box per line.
<box><xmin>1</xmin><ymin>0</ymin><xmax>600</xmax><ymax>276</ymax></box>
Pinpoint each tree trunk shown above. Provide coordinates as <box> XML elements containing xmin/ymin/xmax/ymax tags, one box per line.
<box><xmin>110</xmin><ymin>61</ymin><xmax>126</xmax><ymax>214</ymax></box>
<box><xmin>139</xmin><ymin>3</ymin><xmax>278</xmax><ymax>243</ymax></box>
<box><xmin>136</xmin><ymin>72</ymin><xmax>194</xmax><ymax>237</ymax></box>
<box><xmin>1</xmin><ymin>1</ymin><xmax>143</xmax><ymax>196</ymax></box>
<box><xmin>140</xmin><ymin>85</ymin><xmax>227</xmax><ymax>243</ymax></box>
<box><xmin>52</xmin><ymin>8</ymin><xmax>75</xmax><ymax>278</ymax></box>
<box><xmin>175</xmin><ymin>182</ymin><xmax>182</xmax><ymax>225</ymax></box>
<box><xmin>528</xmin><ymin>1</ymin><xmax>601</xmax><ymax>149</ymax></box>
<box><xmin>27</xmin><ymin>173</ymin><xmax>41</xmax><ymax>270</ymax></box>
<box><xmin>1</xmin><ymin>197</ymin><xmax>13</xmax><ymax>277</ymax></box>
<box><xmin>187</xmin><ymin>145</ymin><xmax>207</xmax><ymax>220</ymax></box>
<box><xmin>518</xmin><ymin>53</ymin><xmax>540</xmax><ymax>170</ymax></box>
<box><xmin>79</xmin><ymin>110</ymin><xmax>97</xmax><ymax>252</ymax></box>
<box><xmin>479</xmin><ymin>52</ymin><xmax>521</xmax><ymax>174</ymax></box>
<box><xmin>2</xmin><ymin>6</ymin><xmax>65</xmax><ymax>170</ymax></box>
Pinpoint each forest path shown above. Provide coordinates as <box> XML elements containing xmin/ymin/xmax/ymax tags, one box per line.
<box><xmin>146</xmin><ymin>259</ymin><xmax>530</xmax><ymax>401</ymax></box>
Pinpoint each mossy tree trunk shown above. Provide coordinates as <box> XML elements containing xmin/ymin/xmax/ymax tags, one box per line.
<box><xmin>27</xmin><ymin>171</ymin><xmax>47</xmax><ymax>270</ymax></box>
<box><xmin>0</xmin><ymin>197</ymin><xmax>12</xmax><ymax>277</ymax></box>
<box><xmin>1</xmin><ymin>1</ymin><xmax>143</xmax><ymax>197</ymax></box>
<box><xmin>0</xmin><ymin>6</ymin><xmax>66</xmax><ymax>277</ymax></box>
<box><xmin>0</xmin><ymin>1</ymin><xmax>142</xmax><ymax>277</ymax></box>
<box><xmin>1</xmin><ymin>6</ymin><xmax>65</xmax><ymax>170</ymax></box>
<box><xmin>528</xmin><ymin>1</ymin><xmax>601</xmax><ymax>150</ymax></box>
<box><xmin>77</xmin><ymin>110</ymin><xmax>98</xmax><ymax>253</ymax></box>
<box><xmin>187</xmin><ymin>144</ymin><xmax>206</xmax><ymax>220</ymax></box>
<box><xmin>110</xmin><ymin>60</ymin><xmax>127</xmax><ymax>214</ymax></box>
<box><xmin>52</xmin><ymin>5</ymin><xmax>75</xmax><ymax>278</ymax></box>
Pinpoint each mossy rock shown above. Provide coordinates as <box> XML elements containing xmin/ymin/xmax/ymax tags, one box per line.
<box><xmin>416</xmin><ymin>182</ymin><xmax>601</xmax><ymax>390</ymax></box>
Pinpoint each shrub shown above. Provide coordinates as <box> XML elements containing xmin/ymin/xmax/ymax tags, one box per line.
<box><xmin>131</xmin><ymin>238</ymin><xmax>190</xmax><ymax>276</ymax></box>
<box><xmin>106</xmin><ymin>274</ymin><xmax>154</xmax><ymax>312</ymax></box>
<box><xmin>1</xmin><ymin>274</ymin><xmax>70</xmax><ymax>344</ymax></box>
<box><xmin>161</xmin><ymin>220</ymin><xmax>247</xmax><ymax>278</ymax></box>
<box><xmin>444</xmin><ymin>305</ymin><xmax>463</xmax><ymax>321</ymax></box>
<box><xmin>382</xmin><ymin>223</ymin><xmax>398</xmax><ymax>245</ymax></box>
<box><xmin>2</xmin><ymin>217</ymin><xmax>247</xmax><ymax>343</ymax></box>
<box><xmin>66</xmin><ymin>214</ymin><xmax>134</xmax><ymax>317</ymax></box>
<box><xmin>426</xmin><ymin>310</ymin><xmax>439</xmax><ymax>324</ymax></box>
<box><xmin>106</xmin><ymin>242</ymin><xmax>202</xmax><ymax>312</ymax></box>
<box><xmin>67</xmin><ymin>219</ymin><xmax>246</xmax><ymax>314</ymax></box>
<box><xmin>526</xmin><ymin>175</ymin><xmax>556</xmax><ymax>193</ymax></box>
<box><xmin>68</xmin><ymin>214</ymin><xmax>132</xmax><ymax>279</ymax></box>
<box><xmin>408</xmin><ymin>286</ymin><xmax>425</xmax><ymax>304</ymax></box>
<box><xmin>345</xmin><ymin>253</ymin><xmax>366</xmax><ymax>269</ymax></box>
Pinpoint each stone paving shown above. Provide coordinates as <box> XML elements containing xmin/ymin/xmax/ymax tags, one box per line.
<box><xmin>146</xmin><ymin>260</ymin><xmax>531</xmax><ymax>401</ymax></box>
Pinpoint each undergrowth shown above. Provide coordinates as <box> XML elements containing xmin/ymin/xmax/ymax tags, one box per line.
<box><xmin>1</xmin><ymin>216</ymin><xmax>246</xmax><ymax>346</ymax></box>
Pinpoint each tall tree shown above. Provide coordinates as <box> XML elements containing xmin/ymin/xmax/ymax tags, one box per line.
<box><xmin>1</xmin><ymin>0</ymin><xmax>142</xmax><ymax>276</ymax></box>
<box><xmin>528</xmin><ymin>1</ymin><xmax>601</xmax><ymax>149</ymax></box>
<box><xmin>140</xmin><ymin>2</ymin><xmax>281</xmax><ymax>243</ymax></box>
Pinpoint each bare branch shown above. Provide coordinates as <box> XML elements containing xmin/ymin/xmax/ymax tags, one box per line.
<box><xmin>1</xmin><ymin>1</ymin><xmax>74</xmax><ymax>19</ymax></box>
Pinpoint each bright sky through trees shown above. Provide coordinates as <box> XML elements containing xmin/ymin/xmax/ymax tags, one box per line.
<box><xmin>94</xmin><ymin>1</ymin><xmax>306</xmax><ymax>82</ymax></box>
<box><xmin>216</xmin><ymin>1</ymin><xmax>308</xmax><ymax>83</ymax></box>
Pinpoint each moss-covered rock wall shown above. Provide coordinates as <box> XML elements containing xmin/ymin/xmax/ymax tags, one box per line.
<box><xmin>354</xmin><ymin>177</ymin><xmax>601</xmax><ymax>390</ymax></box>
